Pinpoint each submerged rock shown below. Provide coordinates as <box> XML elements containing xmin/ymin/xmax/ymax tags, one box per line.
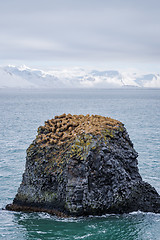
<box><xmin>6</xmin><ymin>114</ymin><xmax>160</xmax><ymax>216</ymax></box>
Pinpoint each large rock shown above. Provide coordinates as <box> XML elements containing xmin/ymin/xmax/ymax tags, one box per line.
<box><xmin>6</xmin><ymin>114</ymin><xmax>160</xmax><ymax>216</ymax></box>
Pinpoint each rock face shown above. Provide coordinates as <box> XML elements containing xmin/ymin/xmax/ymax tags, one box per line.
<box><xmin>6</xmin><ymin>114</ymin><xmax>160</xmax><ymax>216</ymax></box>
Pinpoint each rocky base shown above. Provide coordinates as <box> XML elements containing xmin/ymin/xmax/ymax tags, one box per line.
<box><xmin>6</xmin><ymin>181</ymin><xmax>160</xmax><ymax>216</ymax></box>
<box><xmin>6</xmin><ymin>114</ymin><xmax>160</xmax><ymax>216</ymax></box>
<box><xmin>6</xmin><ymin>203</ymin><xmax>68</xmax><ymax>217</ymax></box>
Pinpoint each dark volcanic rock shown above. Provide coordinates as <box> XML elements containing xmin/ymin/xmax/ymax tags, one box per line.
<box><xmin>6</xmin><ymin>114</ymin><xmax>160</xmax><ymax>216</ymax></box>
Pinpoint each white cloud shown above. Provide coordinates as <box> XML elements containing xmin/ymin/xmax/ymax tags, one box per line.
<box><xmin>0</xmin><ymin>0</ymin><xmax>160</xmax><ymax>69</ymax></box>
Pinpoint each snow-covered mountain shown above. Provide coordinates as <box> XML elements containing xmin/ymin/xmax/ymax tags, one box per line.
<box><xmin>0</xmin><ymin>67</ymin><xmax>37</xmax><ymax>88</ymax></box>
<box><xmin>0</xmin><ymin>65</ymin><xmax>160</xmax><ymax>89</ymax></box>
<box><xmin>2</xmin><ymin>65</ymin><xmax>63</xmax><ymax>88</ymax></box>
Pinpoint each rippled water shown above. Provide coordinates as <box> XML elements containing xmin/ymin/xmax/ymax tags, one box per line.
<box><xmin>0</xmin><ymin>88</ymin><xmax>160</xmax><ymax>240</ymax></box>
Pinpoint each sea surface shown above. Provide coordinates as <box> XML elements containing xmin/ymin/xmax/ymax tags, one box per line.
<box><xmin>0</xmin><ymin>88</ymin><xmax>160</xmax><ymax>240</ymax></box>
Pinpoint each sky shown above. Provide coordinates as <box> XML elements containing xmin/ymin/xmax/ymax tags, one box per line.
<box><xmin>0</xmin><ymin>0</ymin><xmax>160</xmax><ymax>72</ymax></box>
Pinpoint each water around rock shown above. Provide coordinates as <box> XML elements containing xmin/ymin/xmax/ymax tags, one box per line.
<box><xmin>6</xmin><ymin>114</ymin><xmax>160</xmax><ymax>216</ymax></box>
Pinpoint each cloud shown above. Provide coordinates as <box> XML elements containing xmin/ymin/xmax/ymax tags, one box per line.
<box><xmin>0</xmin><ymin>0</ymin><xmax>160</xmax><ymax>67</ymax></box>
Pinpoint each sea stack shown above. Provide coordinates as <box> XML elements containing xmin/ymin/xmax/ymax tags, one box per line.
<box><xmin>6</xmin><ymin>114</ymin><xmax>160</xmax><ymax>216</ymax></box>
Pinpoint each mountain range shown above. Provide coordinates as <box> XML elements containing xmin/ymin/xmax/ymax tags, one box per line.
<box><xmin>0</xmin><ymin>65</ymin><xmax>160</xmax><ymax>89</ymax></box>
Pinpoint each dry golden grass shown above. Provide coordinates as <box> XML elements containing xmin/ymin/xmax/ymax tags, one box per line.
<box><xmin>36</xmin><ymin>114</ymin><xmax>122</xmax><ymax>147</ymax></box>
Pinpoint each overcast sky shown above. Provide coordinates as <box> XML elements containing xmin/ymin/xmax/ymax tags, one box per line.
<box><xmin>0</xmin><ymin>0</ymin><xmax>160</xmax><ymax>71</ymax></box>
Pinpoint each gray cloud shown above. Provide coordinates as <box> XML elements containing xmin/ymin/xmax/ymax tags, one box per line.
<box><xmin>0</xmin><ymin>0</ymin><xmax>160</xmax><ymax>67</ymax></box>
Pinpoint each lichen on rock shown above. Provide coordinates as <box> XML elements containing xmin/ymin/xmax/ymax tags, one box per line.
<box><xmin>6</xmin><ymin>114</ymin><xmax>160</xmax><ymax>216</ymax></box>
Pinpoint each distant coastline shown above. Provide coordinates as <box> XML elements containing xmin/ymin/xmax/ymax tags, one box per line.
<box><xmin>0</xmin><ymin>65</ymin><xmax>160</xmax><ymax>89</ymax></box>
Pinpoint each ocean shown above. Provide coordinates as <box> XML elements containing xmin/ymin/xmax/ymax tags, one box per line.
<box><xmin>0</xmin><ymin>88</ymin><xmax>160</xmax><ymax>240</ymax></box>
